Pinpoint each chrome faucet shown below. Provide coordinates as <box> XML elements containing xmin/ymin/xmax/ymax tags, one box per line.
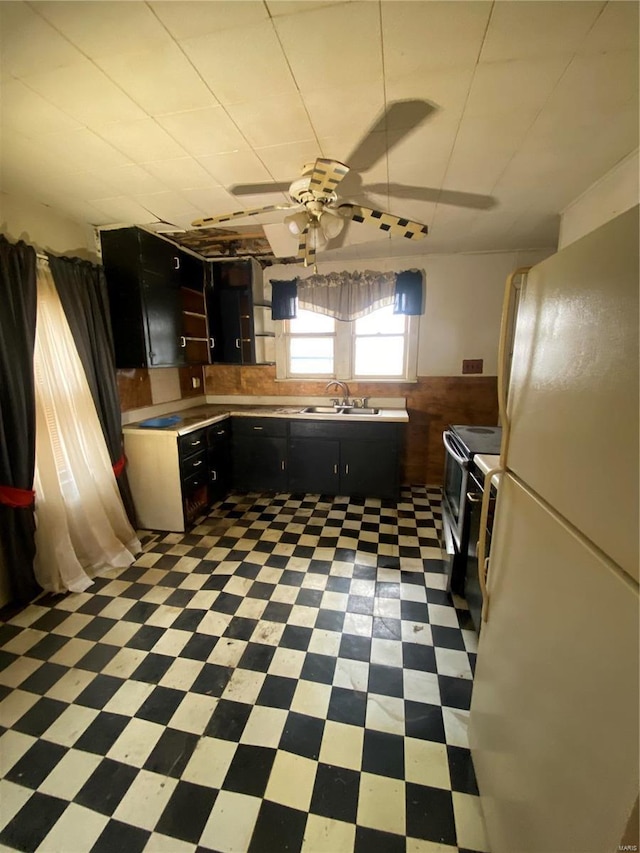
<box><xmin>325</xmin><ymin>380</ymin><xmax>352</xmax><ymax>407</ymax></box>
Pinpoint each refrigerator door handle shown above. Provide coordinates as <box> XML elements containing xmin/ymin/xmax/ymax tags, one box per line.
<box><xmin>478</xmin><ymin>465</ymin><xmax>503</xmax><ymax>622</ymax></box>
<box><xmin>497</xmin><ymin>266</ymin><xmax>531</xmax><ymax>461</ymax></box>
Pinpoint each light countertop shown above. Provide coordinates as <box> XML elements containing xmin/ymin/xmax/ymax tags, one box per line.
<box><xmin>474</xmin><ymin>453</ymin><xmax>502</xmax><ymax>489</ymax></box>
<box><xmin>122</xmin><ymin>403</ymin><xmax>409</xmax><ymax>436</ymax></box>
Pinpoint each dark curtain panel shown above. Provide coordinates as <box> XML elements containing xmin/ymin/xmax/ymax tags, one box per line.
<box><xmin>47</xmin><ymin>254</ymin><xmax>137</xmax><ymax>526</ymax></box>
<box><xmin>394</xmin><ymin>269</ymin><xmax>424</xmax><ymax>315</ymax></box>
<box><xmin>0</xmin><ymin>235</ymin><xmax>41</xmax><ymax>605</ymax></box>
<box><xmin>271</xmin><ymin>280</ymin><xmax>298</xmax><ymax>320</ymax></box>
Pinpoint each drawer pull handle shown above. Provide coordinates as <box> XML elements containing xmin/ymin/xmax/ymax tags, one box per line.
<box><xmin>180</xmin><ymin>336</ymin><xmax>186</xmax><ymax>348</ymax></box>
<box><xmin>193</xmin><ymin>460</ymin><xmax>203</xmax><ymax>467</ymax></box>
<box><xmin>210</xmin><ymin>337</ymin><xmax>215</xmax><ymax>348</ymax></box>
<box><xmin>235</xmin><ymin>338</ymin><xmax>241</xmax><ymax>349</ymax></box>
<box><xmin>173</xmin><ymin>256</ymin><xmax>180</xmax><ymax>270</ymax></box>
<box><xmin>253</xmin><ymin>426</ymin><xmax>263</xmax><ymax>431</ymax></box>
<box><xmin>211</xmin><ymin>470</ymin><xmax>217</xmax><ymax>481</ymax></box>
<box><xmin>216</xmin><ymin>429</ymin><xmax>225</xmax><ymax>435</ymax></box>
<box><xmin>191</xmin><ymin>440</ymin><xmax>202</xmax><ymax>446</ymax></box>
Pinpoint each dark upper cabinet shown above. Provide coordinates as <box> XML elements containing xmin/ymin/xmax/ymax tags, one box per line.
<box><xmin>206</xmin><ymin>259</ymin><xmax>274</xmax><ymax>365</ymax></box>
<box><xmin>101</xmin><ymin>227</ymin><xmax>207</xmax><ymax>368</ymax></box>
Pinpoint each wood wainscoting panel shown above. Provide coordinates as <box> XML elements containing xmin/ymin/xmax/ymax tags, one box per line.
<box><xmin>204</xmin><ymin>366</ymin><xmax>498</xmax><ymax>487</ymax></box>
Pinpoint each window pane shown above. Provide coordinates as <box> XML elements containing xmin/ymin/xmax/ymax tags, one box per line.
<box><xmin>355</xmin><ymin>304</ymin><xmax>405</xmax><ymax>335</ymax></box>
<box><xmin>290</xmin><ymin>337</ymin><xmax>334</xmax><ymax>374</ymax></box>
<box><xmin>290</xmin><ymin>309</ymin><xmax>335</xmax><ymax>334</ymax></box>
<box><xmin>355</xmin><ymin>336</ymin><xmax>404</xmax><ymax>376</ymax></box>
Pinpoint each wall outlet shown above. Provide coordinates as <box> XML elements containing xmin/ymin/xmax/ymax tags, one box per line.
<box><xmin>462</xmin><ymin>359</ymin><xmax>483</xmax><ymax>374</ymax></box>
<box><xmin>191</xmin><ymin>376</ymin><xmax>201</xmax><ymax>389</ymax></box>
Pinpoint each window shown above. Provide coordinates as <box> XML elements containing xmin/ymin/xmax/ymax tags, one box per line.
<box><xmin>277</xmin><ymin>304</ymin><xmax>419</xmax><ymax>381</ymax></box>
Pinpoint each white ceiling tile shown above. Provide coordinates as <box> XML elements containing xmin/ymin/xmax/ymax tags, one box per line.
<box><xmin>38</xmin><ymin>128</ymin><xmax>132</xmax><ymax>171</ymax></box>
<box><xmin>1</xmin><ymin>79</ymin><xmax>82</xmax><ymax>136</ymax></box>
<box><xmin>273</xmin><ymin>3</ymin><xmax>383</xmax><ymax>92</ymax></box>
<box><xmin>32</xmin><ymin>1</ymin><xmax>174</xmax><ymax>60</ymax></box>
<box><xmin>149</xmin><ymin>1</ymin><xmax>269</xmax><ymax>41</ymax></box>
<box><xmin>95</xmin><ymin>119</ymin><xmax>189</xmax><ymax>163</ymax></box>
<box><xmin>479</xmin><ymin>1</ymin><xmax>605</xmax><ymax>62</ymax></box>
<box><xmin>266</xmin><ymin>1</ymin><xmax>349</xmax><ymax>16</ymax></box>
<box><xmin>143</xmin><ymin>157</ymin><xmax>223</xmax><ymax>191</ymax></box>
<box><xmin>180</xmin><ymin>186</ymin><xmax>250</xmax><ymax>216</ymax></box>
<box><xmin>301</xmin><ymin>83</ymin><xmax>385</xmax><ymax>144</ymax></box>
<box><xmin>181</xmin><ymin>21</ymin><xmax>298</xmax><ymax>104</ymax></box>
<box><xmin>132</xmin><ymin>191</ymin><xmax>202</xmax><ymax>224</ymax></box>
<box><xmin>197</xmin><ymin>151</ymin><xmax>273</xmax><ymax>187</ymax></box>
<box><xmin>384</xmin><ymin>65</ymin><xmax>476</xmax><ymax>119</ymax></box>
<box><xmin>252</xmin><ymin>140</ymin><xmax>324</xmax><ymax>181</ymax></box>
<box><xmin>98</xmin><ymin>165</ymin><xmax>168</xmax><ymax>196</ymax></box>
<box><xmin>225</xmin><ymin>94</ymin><xmax>316</xmax><ymax>148</ymax></box>
<box><xmin>96</xmin><ymin>43</ymin><xmax>218</xmax><ymax>116</ymax></box>
<box><xmin>54</xmin><ymin>171</ymin><xmax>122</xmax><ymax>201</ymax></box>
<box><xmin>578</xmin><ymin>1</ymin><xmax>639</xmax><ymax>54</ymax></box>
<box><xmin>381</xmin><ymin>1</ymin><xmax>491</xmax><ymax>75</ymax></box>
<box><xmin>466</xmin><ymin>57</ymin><xmax>569</xmax><ymax>119</ymax></box>
<box><xmin>0</xmin><ymin>1</ymin><xmax>85</xmax><ymax>76</ymax></box>
<box><xmin>89</xmin><ymin>195</ymin><xmax>163</xmax><ymax>225</ymax></box>
<box><xmin>21</xmin><ymin>60</ymin><xmax>147</xmax><ymax>126</ymax></box>
<box><xmin>156</xmin><ymin>108</ymin><xmax>251</xmax><ymax>157</ymax></box>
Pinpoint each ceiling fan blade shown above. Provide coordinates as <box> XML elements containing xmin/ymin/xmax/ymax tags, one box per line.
<box><xmin>228</xmin><ymin>181</ymin><xmax>292</xmax><ymax>196</ymax></box>
<box><xmin>296</xmin><ymin>226</ymin><xmax>316</xmax><ymax>268</ymax></box>
<box><xmin>191</xmin><ymin>203</ymin><xmax>296</xmax><ymax>227</ymax></box>
<box><xmin>365</xmin><ymin>183</ymin><xmax>496</xmax><ymax>210</ymax></box>
<box><xmin>345</xmin><ymin>100</ymin><xmax>435</xmax><ymax>172</ymax></box>
<box><xmin>308</xmin><ymin>158</ymin><xmax>350</xmax><ymax>195</ymax></box>
<box><xmin>338</xmin><ymin>204</ymin><xmax>428</xmax><ymax>240</ymax></box>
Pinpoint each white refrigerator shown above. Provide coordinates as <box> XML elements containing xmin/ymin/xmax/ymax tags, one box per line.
<box><xmin>469</xmin><ymin>205</ymin><xmax>639</xmax><ymax>853</ymax></box>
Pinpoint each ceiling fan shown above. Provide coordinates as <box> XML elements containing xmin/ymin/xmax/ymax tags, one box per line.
<box><xmin>191</xmin><ymin>100</ymin><xmax>495</xmax><ymax>266</ymax></box>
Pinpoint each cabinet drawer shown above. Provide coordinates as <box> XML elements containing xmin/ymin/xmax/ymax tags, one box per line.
<box><xmin>289</xmin><ymin>419</ymin><xmax>399</xmax><ymax>443</ymax></box>
<box><xmin>181</xmin><ymin>449</ymin><xmax>207</xmax><ymax>480</ymax></box>
<box><xmin>232</xmin><ymin>417</ymin><xmax>287</xmax><ymax>438</ymax></box>
<box><xmin>207</xmin><ymin>420</ymin><xmax>231</xmax><ymax>445</ymax></box>
<box><xmin>179</xmin><ymin>428</ymin><xmax>207</xmax><ymax>459</ymax></box>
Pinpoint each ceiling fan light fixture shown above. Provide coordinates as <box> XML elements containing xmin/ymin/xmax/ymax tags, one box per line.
<box><xmin>308</xmin><ymin>221</ymin><xmax>328</xmax><ymax>251</ymax></box>
<box><xmin>284</xmin><ymin>211</ymin><xmax>309</xmax><ymax>236</ymax></box>
<box><xmin>319</xmin><ymin>209</ymin><xmax>345</xmax><ymax>240</ymax></box>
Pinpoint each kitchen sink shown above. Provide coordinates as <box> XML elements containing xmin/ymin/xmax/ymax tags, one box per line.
<box><xmin>300</xmin><ymin>406</ymin><xmax>380</xmax><ymax>415</ymax></box>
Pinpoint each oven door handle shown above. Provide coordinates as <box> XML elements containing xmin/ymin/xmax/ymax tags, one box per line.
<box><xmin>442</xmin><ymin>430</ymin><xmax>470</xmax><ymax>469</ymax></box>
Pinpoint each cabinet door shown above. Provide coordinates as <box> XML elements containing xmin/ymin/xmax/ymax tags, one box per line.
<box><xmin>207</xmin><ymin>423</ymin><xmax>231</xmax><ymax>503</ymax></box>
<box><xmin>289</xmin><ymin>438</ymin><xmax>339</xmax><ymax>494</ymax></box>
<box><xmin>141</xmin><ymin>270</ymin><xmax>185</xmax><ymax>367</ymax></box>
<box><xmin>341</xmin><ymin>439</ymin><xmax>398</xmax><ymax>500</ymax></box>
<box><xmin>233</xmin><ymin>436</ymin><xmax>287</xmax><ymax>492</ymax></box>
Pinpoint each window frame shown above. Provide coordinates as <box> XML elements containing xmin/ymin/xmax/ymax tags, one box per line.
<box><xmin>275</xmin><ymin>306</ymin><xmax>419</xmax><ymax>382</ymax></box>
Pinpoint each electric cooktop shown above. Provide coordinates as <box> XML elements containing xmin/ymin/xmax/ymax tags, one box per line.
<box><xmin>451</xmin><ymin>424</ymin><xmax>502</xmax><ymax>456</ymax></box>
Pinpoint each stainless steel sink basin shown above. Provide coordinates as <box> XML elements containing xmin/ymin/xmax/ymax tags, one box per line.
<box><xmin>300</xmin><ymin>406</ymin><xmax>379</xmax><ymax>415</ymax></box>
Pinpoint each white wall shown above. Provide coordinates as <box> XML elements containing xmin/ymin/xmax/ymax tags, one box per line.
<box><xmin>267</xmin><ymin>248</ymin><xmax>553</xmax><ymax>376</ymax></box>
<box><xmin>1</xmin><ymin>192</ymin><xmax>95</xmax><ymax>258</ymax></box>
<box><xmin>559</xmin><ymin>150</ymin><xmax>640</xmax><ymax>249</ymax></box>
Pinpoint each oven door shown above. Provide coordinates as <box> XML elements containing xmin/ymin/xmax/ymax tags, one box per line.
<box><xmin>441</xmin><ymin>429</ymin><xmax>470</xmax><ymax>548</ymax></box>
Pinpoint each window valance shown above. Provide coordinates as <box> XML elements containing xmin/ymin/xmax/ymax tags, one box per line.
<box><xmin>271</xmin><ymin>269</ymin><xmax>423</xmax><ymax>321</ymax></box>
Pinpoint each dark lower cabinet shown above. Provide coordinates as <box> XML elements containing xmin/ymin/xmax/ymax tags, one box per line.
<box><xmin>232</xmin><ymin>417</ymin><xmax>288</xmax><ymax>492</ymax></box>
<box><xmin>207</xmin><ymin>421</ymin><xmax>231</xmax><ymax>504</ymax></box>
<box><xmin>241</xmin><ymin>418</ymin><xmax>402</xmax><ymax>500</ymax></box>
<box><xmin>289</xmin><ymin>439</ymin><xmax>340</xmax><ymax>494</ymax></box>
<box><xmin>340</xmin><ymin>438</ymin><xmax>399</xmax><ymax>500</ymax></box>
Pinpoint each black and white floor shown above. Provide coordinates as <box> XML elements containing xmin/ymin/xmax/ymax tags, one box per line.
<box><xmin>0</xmin><ymin>486</ymin><xmax>489</xmax><ymax>853</ymax></box>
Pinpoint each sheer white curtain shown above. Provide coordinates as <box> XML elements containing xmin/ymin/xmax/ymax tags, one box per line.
<box><xmin>33</xmin><ymin>259</ymin><xmax>140</xmax><ymax>593</ymax></box>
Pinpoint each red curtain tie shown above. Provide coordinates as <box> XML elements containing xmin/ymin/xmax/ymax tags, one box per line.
<box><xmin>0</xmin><ymin>485</ymin><xmax>36</xmax><ymax>508</ymax></box>
<box><xmin>112</xmin><ymin>454</ymin><xmax>127</xmax><ymax>478</ymax></box>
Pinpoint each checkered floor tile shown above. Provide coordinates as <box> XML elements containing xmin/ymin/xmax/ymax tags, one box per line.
<box><xmin>0</xmin><ymin>486</ymin><xmax>489</xmax><ymax>853</ymax></box>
